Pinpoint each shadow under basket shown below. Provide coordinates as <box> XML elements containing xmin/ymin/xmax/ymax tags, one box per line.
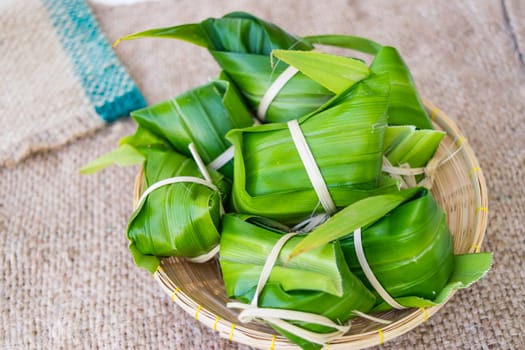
<box><xmin>133</xmin><ymin>98</ymin><xmax>488</xmax><ymax>349</ymax></box>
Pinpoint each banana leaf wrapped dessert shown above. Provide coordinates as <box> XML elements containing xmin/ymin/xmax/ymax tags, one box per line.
<box><xmin>81</xmin><ymin>125</ymin><xmax>230</xmax><ymax>272</ymax></box>
<box><xmin>220</xmin><ymin>214</ymin><xmax>376</xmax><ymax>350</ymax></box>
<box><xmin>226</xmin><ymin>76</ymin><xmax>399</xmax><ymax>224</ymax></box>
<box><xmin>114</xmin><ymin>12</ymin><xmax>373</xmax><ymax>122</ymax></box>
<box><xmin>287</xmin><ymin>188</ymin><xmax>492</xmax><ymax>312</ymax></box>
<box><xmin>80</xmin><ymin>11</ymin><xmax>492</xmax><ymax>349</ymax></box>
<box><xmin>129</xmin><ymin>76</ymin><xmax>252</xmax><ymax>177</ymax></box>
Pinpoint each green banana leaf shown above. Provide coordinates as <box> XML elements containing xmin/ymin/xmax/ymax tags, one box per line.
<box><xmin>220</xmin><ymin>214</ymin><xmax>376</xmax><ymax>350</ymax></box>
<box><xmin>79</xmin><ymin>119</ymin><xmax>174</xmax><ymax>175</ymax></box>
<box><xmin>370</xmin><ymin>252</ymin><xmax>492</xmax><ymax>312</ymax></box>
<box><xmin>82</xmin><ymin>127</ymin><xmax>230</xmax><ymax>273</ymax></box>
<box><xmin>269</xmin><ymin>50</ymin><xmax>370</xmax><ymax>94</ymax></box>
<box><xmin>370</xmin><ymin>46</ymin><xmax>433</xmax><ymax>129</ymax></box>
<box><xmin>384</xmin><ymin>126</ymin><xmax>445</xmax><ymax>168</ymax></box>
<box><xmin>210</xmin><ymin>51</ymin><xmax>352</xmax><ymax>121</ymax></box>
<box><xmin>128</xmin><ymin>144</ymin><xmax>230</xmax><ymax>272</ymax></box>
<box><xmin>226</xmin><ymin>79</ymin><xmax>399</xmax><ymax>224</ymax></box>
<box><xmin>272</xmin><ymin>46</ymin><xmax>434</xmax><ymax>129</ymax></box>
<box><xmin>339</xmin><ymin>188</ymin><xmax>455</xmax><ymax>303</ymax></box>
<box><xmin>382</xmin><ymin>125</ymin><xmax>446</xmax><ymax>185</ymax></box>
<box><xmin>129</xmin><ymin>76</ymin><xmax>252</xmax><ymax>178</ymax></box>
<box><xmin>116</xmin><ymin>11</ymin><xmax>313</xmax><ymax>54</ymax></box>
<box><xmin>115</xmin><ymin>12</ymin><xmax>373</xmax><ymax>122</ymax></box>
<box><xmin>286</xmin><ymin>186</ymin><xmax>491</xmax><ymax>311</ymax></box>
<box><xmin>303</xmin><ymin>34</ymin><xmax>382</xmax><ymax>55</ymax></box>
<box><xmin>288</xmin><ymin>187</ymin><xmax>422</xmax><ymax>259</ymax></box>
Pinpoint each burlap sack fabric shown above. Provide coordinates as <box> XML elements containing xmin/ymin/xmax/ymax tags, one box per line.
<box><xmin>1</xmin><ymin>0</ymin><xmax>523</xmax><ymax>349</ymax></box>
<box><xmin>0</xmin><ymin>0</ymin><xmax>144</xmax><ymax>167</ymax></box>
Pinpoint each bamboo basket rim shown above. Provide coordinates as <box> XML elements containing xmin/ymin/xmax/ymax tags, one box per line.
<box><xmin>133</xmin><ymin>98</ymin><xmax>488</xmax><ymax>350</ymax></box>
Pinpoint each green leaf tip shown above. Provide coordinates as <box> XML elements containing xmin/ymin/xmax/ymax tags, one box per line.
<box><xmin>271</xmin><ymin>49</ymin><xmax>370</xmax><ymax>94</ymax></box>
<box><xmin>79</xmin><ymin>144</ymin><xmax>144</xmax><ymax>175</ymax></box>
<box><xmin>288</xmin><ymin>187</ymin><xmax>423</xmax><ymax>259</ymax></box>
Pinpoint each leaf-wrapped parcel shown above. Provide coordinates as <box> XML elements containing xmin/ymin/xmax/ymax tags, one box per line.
<box><xmin>339</xmin><ymin>188</ymin><xmax>455</xmax><ymax>303</ymax></box>
<box><xmin>340</xmin><ymin>188</ymin><xmax>492</xmax><ymax>310</ymax></box>
<box><xmin>226</xmin><ymin>77</ymin><xmax>398</xmax><ymax>224</ymax></box>
<box><xmin>82</xmin><ymin>127</ymin><xmax>230</xmax><ymax>273</ymax></box>
<box><xmin>286</xmin><ymin>187</ymin><xmax>492</xmax><ymax>311</ymax></box>
<box><xmin>220</xmin><ymin>214</ymin><xmax>375</xmax><ymax>350</ymax></box>
<box><xmin>130</xmin><ymin>76</ymin><xmax>252</xmax><ymax>177</ymax></box>
<box><xmin>115</xmin><ymin>12</ymin><xmax>373</xmax><ymax>122</ymax></box>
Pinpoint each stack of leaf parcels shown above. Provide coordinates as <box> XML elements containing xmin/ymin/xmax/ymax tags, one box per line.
<box><xmin>84</xmin><ymin>12</ymin><xmax>492</xmax><ymax>350</ymax></box>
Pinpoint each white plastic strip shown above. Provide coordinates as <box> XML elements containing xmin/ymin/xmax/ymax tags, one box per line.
<box><xmin>186</xmin><ymin>245</ymin><xmax>220</xmax><ymax>263</ymax></box>
<box><xmin>381</xmin><ymin>156</ymin><xmax>425</xmax><ymax>176</ymax></box>
<box><xmin>291</xmin><ymin>213</ymin><xmax>330</xmax><ymax>233</ymax></box>
<box><xmin>251</xmin><ymin>232</ymin><xmax>300</xmax><ymax>305</ymax></box>
<box><xmin>353</xmin><ymin>227</ymin><xmax>405</xmax><ymax>310</ymax></box>
<box><xmin>257</xmin><ymin>66</ymin><xmax>299</xmax><ymax>121</ymax></box>
<box><xmin>135</xmin><ymin>175</ymin><xmax>222</xmax><ymax>263</ymax></box>
<box><xmin>228</xmin><ymin>302</ymin><xmax>350</xmax><ymax>345</ymax></box>
<box><xmin>352</xmin><ymin>310</ymin><xmax>392</xmax><ymax>325</ymax></box>
<box><xmin>287</xmin><ymin>119</ymin><xmax>337</xmax><ymax>214</ymax></box>
<box><xmin>208</xmin><ymin>145</ymin><xmax>234</xmax><ymax>171</ymax></box>
<box><xmin>382</xmin><ymin>143</ymin><xmax>464</xmax><ymax>190</ymax></box>
<box><xmin>134</xmin><ymin>176</ymin><xmax>218</xmax><ymax>211</ymax></box>
<box><xmin>227</xmin><ymin>230</ymin><xmax>352</xmax><ymax>345</ymax></box>
<box><xmin>188</xmin><ymin>143</ymin><xmax>213</xmax><ymax>183</ymax></box>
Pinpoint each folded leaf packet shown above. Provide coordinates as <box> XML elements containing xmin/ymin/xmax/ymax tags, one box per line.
<box><xmin>130</xmin><ymin>76</ymin><xmax>253</xmax><ymax>177</ymax></box>
<box><xmin>220</xmin><ymin>214</ymin><xmax>375</xmax><ymax>350</ymax></box>
<box><xmin>128</xmin><ymin>148</ymin><xmax>228</xmax><ymax>273</ymax></box>
<box><xmin>340</xmin><ymin>188</ymin><xmax>455</xmax><ymax>303</ymax></box>
<box><xmin>286</xmin><ymin>187</ymin><xmax>492</xmax><ymax>312</ymax></box>
<box><xmin>227</xmin><ymin>78</ymin><xmax>398</xmax><ymax>224</ymax></box>
<box><xmin>114</xmin><ymin>12</ymin><xmax>374</xmax><ymax>123</ymax></box>
<box><xmin>81</xmin><ymin>126</ymin><xmax>230</xmax><ymax>272</ymax></box>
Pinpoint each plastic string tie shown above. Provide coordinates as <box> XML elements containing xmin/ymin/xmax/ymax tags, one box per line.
<box><xmin>135</xmin><ymin>144</ymin><xmax>222</xmax><ymax>263</ymax></box>
<box><xmin>420</xmin><ymin>307</ymin><xmax>429</xmax><ymax>322</ymax></box>
<box><xmin>270</xmin><ymin>335</ymin><xmax>276</xmax><ymax>350</ymax></box>
<box><xmin>194</xmin><ymin>305</ymin><xmax>203</xmax><ymax>320</ymax></box>
<box><xmin>134</xmin><ymin>176</ymin><xmax>218</xmax><ymax>211</ymax></box>
<box><xmin>257</xmin><ymin>66</ymin><xmax>299</xmax><ymax>121</ymax></box>
<box><xmin>288</xmin><ymin>119</ymin><xmax>337</xmax><ymax>214</ymax></box>
<box><xmin>189</xmin><ymin>143</ymin><xmax>213</xmax><ymax>183</ymax></box>
<box><xmin>353</xmin><ymin>227</ymin><xmax>406</xmax><ymax>310</ymax></box>
<box><xmin>171</xmin><ymin>288</ymin><xmax>181</xmax><ymax>302</ymax></box>
<box><xmin>208</xmin><ymin>145</ymin><xmax>235</xmax><ymax>171</ymax></box>
<box><xmin>207</xmin><ymin>119</ymin><xmax>260</xmax><ymax>171</ymax></box>
<box><xmin>186</xmin><ymin>245</ymin><xmax>221</xmax><ymax>263</ymax></box>
<box><xmin>381</xmin><ymin>141</ymin><xmax>464</xmax><ymax>189</ymax></box>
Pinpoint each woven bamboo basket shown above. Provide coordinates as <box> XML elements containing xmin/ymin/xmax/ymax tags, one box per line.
<box><xmin>133</xmin><ymin>98</ymin><xmax>488</xmax><ymax>349</ymax></box>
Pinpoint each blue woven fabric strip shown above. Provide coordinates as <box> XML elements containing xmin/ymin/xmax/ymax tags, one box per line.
<box><xmin>41</xmin><ymin>0</ymin><xmax>146</xmax><ymax>122</ymax></box>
